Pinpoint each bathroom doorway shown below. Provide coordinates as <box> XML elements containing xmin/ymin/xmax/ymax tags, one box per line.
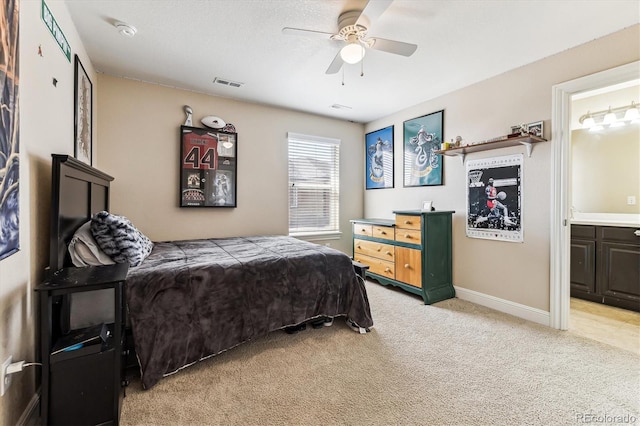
<box><xmin>565</xmin><ymin>76</ymin><xmax>640</xmax><ymax>354</ymax></box>
<box><xmin>550</xmin><ymin>61</ymin><xmax>639</xmax><ymax>334</ymax></box>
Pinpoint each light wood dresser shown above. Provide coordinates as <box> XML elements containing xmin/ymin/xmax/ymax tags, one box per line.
<box><xmin>351</xmin><ymin>210</ymin><xmax>455</xmax><ymax>304</ymax></box>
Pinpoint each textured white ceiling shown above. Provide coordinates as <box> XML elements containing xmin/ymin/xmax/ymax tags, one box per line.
<box><xmin>64</xmin><ymin>0</ymin><xmax>640</xmax><ymax>123</ymax></box>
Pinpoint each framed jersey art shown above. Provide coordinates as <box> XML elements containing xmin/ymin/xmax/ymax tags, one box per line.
<box><xmin>180</xmin><ymin>125</ymin><xmax>237</xmax><ymax>207</ymax></box>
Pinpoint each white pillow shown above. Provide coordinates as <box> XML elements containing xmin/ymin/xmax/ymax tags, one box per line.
<box><xmin>68</xmin><ymin>221</ymin><xmax>115</xmax><ymax>267</ymax></box>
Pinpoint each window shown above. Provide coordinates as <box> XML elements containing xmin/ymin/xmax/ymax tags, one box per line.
<box><xmin>287</xmin><ymin>132</ymin><xmax>340</xmax><ymax>236</ymax></box>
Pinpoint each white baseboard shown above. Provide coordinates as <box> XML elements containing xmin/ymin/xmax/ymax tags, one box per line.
<box><xmin>18</xmin><ymin>390</ymin><xmax>40</xmax><ymax>426</ymax></box>
<box><xmin>454</xmin><ymin>286</ymin><xmax>550</xmax><ymax>326</ymax></box>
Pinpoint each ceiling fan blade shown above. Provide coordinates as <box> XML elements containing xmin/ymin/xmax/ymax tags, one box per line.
<box><xmin>282</xmin><ymin>27</ymin><xmax>335</xmax><ymax>40</ymax></box>
<box><xmin>325</xmin><ymin>52</ymin><xmax>344</xmax><ymax>74</ymax></box>
<box><xmin>369</xmin><ymin>38</ymin><xmax>417</xmax><ymax>57</ymax></box>
<box><xmin>355</xmin><ymin>0</ymin><xmax>394</xmax><ymax>28</ymax></box>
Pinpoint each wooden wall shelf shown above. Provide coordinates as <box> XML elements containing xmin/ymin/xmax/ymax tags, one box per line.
<box><xmin>435</xmin><ymin>135</ymin><xmax>548</xmax><ymax>162</ymax></box>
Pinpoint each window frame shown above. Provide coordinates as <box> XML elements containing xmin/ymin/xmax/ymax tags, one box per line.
<box><xmin>287</xmin><ymin>132</ymin><xmax>341</xmax><ymax>238</ymax></box>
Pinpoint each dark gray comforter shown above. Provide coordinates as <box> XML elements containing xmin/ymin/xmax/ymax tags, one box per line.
<box><xmin>126</xmin><ymin>235</ymin><xmax>373</xmax><ymax>389</ymax></box>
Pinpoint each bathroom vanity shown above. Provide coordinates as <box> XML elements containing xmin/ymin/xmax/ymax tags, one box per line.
<box><xmin>570</xmin><ymin>214</ymin><xmax>640</xmax><ymax>312</ymax></box>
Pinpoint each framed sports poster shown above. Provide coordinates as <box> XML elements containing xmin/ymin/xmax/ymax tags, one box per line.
<box><xmin>403</xmin><ymin>110</ymin><xmax>444</xmax><ymax>187</ymax></box>
<box><xmin>180</xmin><ymin>125</ymin><xmax>237</xmax><ymax>207</ymax></box>
<box><xmin>365</xmin><ymin>125</ymin><xmax>394</xmax><ymax>189</ymax></box>
<box><xmin>466</xmin><ymin>154</ymin><xmax>523</xmax><ymax>242</ymax></box>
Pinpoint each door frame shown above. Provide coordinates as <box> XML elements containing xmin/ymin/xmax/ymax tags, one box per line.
<box><xmin>549</xmin><ymin>60</ymin><xmax>639</xmax><ymax>330</ymax></box>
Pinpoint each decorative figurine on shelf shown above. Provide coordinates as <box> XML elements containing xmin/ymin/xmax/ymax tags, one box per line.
<box><xmin>518</xmin><ymin>123</ymin><xmax>528</xmax><ymax>136</ymax></box>
<box><xmin>454</xmin><ymin>136</ymin><xmax>463</xmax><ymax>147</ymax></box>
<box><xmin>183</xmin><ymin>105</ymin><xmax>193</xmax><ymax>126</ymax></box>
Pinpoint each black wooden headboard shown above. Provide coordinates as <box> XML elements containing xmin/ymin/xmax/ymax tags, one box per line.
<box><xmin>49</xmin><ymin>155</ymin><xmax>115</xmax><ymax>332</ymax></box>
<box><xmin>49</xmin><ymin>154</ymin><xmax>114</xmax><ymax>272</ymax></box>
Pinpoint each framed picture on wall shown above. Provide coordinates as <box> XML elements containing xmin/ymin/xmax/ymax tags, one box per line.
<box><xmin>365</xmin><ymin>125</ymin><xmax>394</xmax><ymax>189</ymax></box>
<box><xmin>74</xmin><ymin>55</ymin><xmax>92</xmax><ymax>165</ymax></box>
<box><xmin>180</xmin><ymin>125</ymin><xmax>237</xmax><ymax>207</ymax></box>
<box><xmin>0</xmin><ymin>1</ymin><xmax>20</xmax><ymax>261</ymax></box>
<box><xmin>527</xmin><ymin>121</ymin><xmax>543</xmax><ymax>138</ymax></box>
<box><xmin>403</xmin><ymin>110</ymin><xmax>444</xmax><ymax>187</ymax></box>
<box><xmin>466</xmin><ymin>154</ymin><xmax>523</xmax><ymax>242</ymax></box>
<box><xmin>510</xmin><ymin>121</ymin><xmax>544</xmax><ymax>138</ymax></box>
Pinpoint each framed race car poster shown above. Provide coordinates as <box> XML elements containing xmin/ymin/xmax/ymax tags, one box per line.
<box><xmin>180</xmin><ymin>125</ymin><xmax>237</xmax><ymax>207</ymax></box>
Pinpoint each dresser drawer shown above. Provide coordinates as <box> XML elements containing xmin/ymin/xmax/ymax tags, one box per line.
<box><xmin>354</xmin><ymin>239</ymin><xmax>395</xmax><ymax>262</ymax></box>
<box><xmin>395</xmin><ymin>228</ymin><xmax>421</xmax><ymax>245</ymax></box>
<box><xmin>396</xmin><ymin>215</ymin><xmax>421</xmax><ymax>230</ymax></box>
<box><xmin>372</xmin><ymin>225</ymin><xmax>394</xmax><ymax>241</ymax></box>
<box><xmin>395</xmin><ymin>247</ymin><xmax>422</xmax><ymax>288</ymax></box>
<box><xmin>354</xmin><ymin>254</ymin><xmax>395</xmax><ymax>279</ymax></box>
<box><xmin>353</xmin><ymin>224</ymin><xmax>372</xmax><ymax>237</ymax></box>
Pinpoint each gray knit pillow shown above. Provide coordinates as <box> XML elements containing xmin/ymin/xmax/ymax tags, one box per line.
<box><xmin>90</xmin><ymin>211</ymin><xmax>153</xmax><ymax>267</ymax></box>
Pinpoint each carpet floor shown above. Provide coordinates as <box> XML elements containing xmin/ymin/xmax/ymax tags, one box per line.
<box><xmin>120</xmin><ymin>280</ymin><xmax>640</xmax><ymax>425</ymax></box>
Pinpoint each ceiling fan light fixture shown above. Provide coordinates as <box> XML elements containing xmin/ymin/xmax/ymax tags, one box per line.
<box><xmin>340</xmin><ymin>42</ymin><xmax>366</xmax><ymax>64</ymax></box>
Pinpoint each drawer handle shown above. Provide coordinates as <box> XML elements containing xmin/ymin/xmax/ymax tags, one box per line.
<box><xmin>384</xmin><ymin>267</ymin><xmax>391</xmax><ymax>273</ymax></box>
<box><xmin>385</xmin><ymin>251</ymin><xmax>392</xmax><ymax>256</ymax></box>
<box><xmin>635</xmin><ymin>230</ymin><xmax>640</xmax><ymax>236</ymax></box>
<box><xmin>380</xmin><ymin>230</ymin><xmax>386</xmax><ymax>235</ymax></box>
<box><xmin>376</xmin><ymin>247</ymin><xmax>381</xmax><ymax>251</ymax></box>
<box><xmin>404</xmin><ymin>264</ymin><xmax>410</xmax><ymax>269</ymax></box>
<box><xmin>361</xmin><ymin>228</ymin><xmax>367</xmax><ymax>232</ymax></box>
<box><xmin>404</xmin><ymin>234</ymin><xmax>411</xmax><ymax>238</ymax></box>
<box><xmin>404</xmin><ymin>220</ymin><xmax>411</xmax><ymax>225</ymax></box>
<box><xmin>356</xmin><ymin>245</ymin><xmax>361</xmax><ymax>249</ymax></box>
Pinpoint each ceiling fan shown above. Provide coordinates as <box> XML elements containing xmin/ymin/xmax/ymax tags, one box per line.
<box><xmin>282</xmin><ymin>0</ymin><xmax>417</xmax><ymax>75</ymax></box>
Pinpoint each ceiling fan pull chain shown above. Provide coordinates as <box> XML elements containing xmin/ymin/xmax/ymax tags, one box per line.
<box><xmin>342</xmin><ymin>67</ymin><xmax>345</xmax><ymax>86</ymax></box>
<box><xmin>361</xmin><ymin>54</ymin><xmax>364</xmax><ymax>77</ymax></box>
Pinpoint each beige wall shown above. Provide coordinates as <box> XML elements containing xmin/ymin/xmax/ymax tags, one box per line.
<box><xmin>97</xmin><ymin>75</ymin><xmax>364</xmax><ymax>254</ymax></box>
<box><xmin>365</xmin><ymin>25</ymin><xmax>639</xmax><ymax>312</ymax></box>
<box><xmin>1</xmin><ymin>1</ymin><xmax>96</xmax><ymax>424</ymax></box>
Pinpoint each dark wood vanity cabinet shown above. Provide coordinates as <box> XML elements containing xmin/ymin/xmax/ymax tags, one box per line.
<box><xmin>570</xmin><ymin>225</ymin><xmax>596</xmax><ymax>295</ymax></box>
<box><xmin>570</xmin><ymin>225</ymin><xmax>640</xmax><ymax>312</ymax></box>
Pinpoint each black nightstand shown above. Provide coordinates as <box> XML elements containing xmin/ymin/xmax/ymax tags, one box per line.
<box><xmin>36</xmin><ymin>263</ymin><xmax>129</xmax><ymax>426</ymax></box>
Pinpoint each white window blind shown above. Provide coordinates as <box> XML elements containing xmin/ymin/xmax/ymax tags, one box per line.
<box><xmin>287</xmin><ymin>132</ymin><xmax>340</xmax><ymax>236</ymax></box>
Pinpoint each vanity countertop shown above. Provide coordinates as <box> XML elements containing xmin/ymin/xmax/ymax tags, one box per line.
<box><xmin>570</xmin><ymin>213</ymin><xmax>640</xmax><ymax>228</ymax></box>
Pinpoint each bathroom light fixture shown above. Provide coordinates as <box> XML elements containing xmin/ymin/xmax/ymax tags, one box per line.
<box><xmin>602</xmin><ymin>107</ymin><xmax>616</xmax><ymax>125</ymax></box>
<box><xmin>624</xmin><ymin>101</ymin><xmax>639</xmax><ymax>121</ymax></box>
<box><xmin>581</xmin><ymin>112</ymin><xmax>595</xmax><ymax>128</ymax></box>
<box><xmin>578</xmin><ymin>100</ymin><xmax>640</xmax><ymax>130</ymax></box>
<box><xmin>115</xmin><ymin>22</ymin><xmax>137</xmax><ymax>37</ymax></box>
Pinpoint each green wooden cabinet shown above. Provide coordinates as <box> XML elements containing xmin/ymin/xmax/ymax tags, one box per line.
<box><xmin>351</xmin><ymin>210</ymin><xmax>455</xmax><ymax>304</ymax></box>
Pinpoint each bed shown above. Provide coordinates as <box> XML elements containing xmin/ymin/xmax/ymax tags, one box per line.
<box><xmin>49</xmin><ymin>154</ymin><xmax>373</xmax><ymax>389</ymax></box>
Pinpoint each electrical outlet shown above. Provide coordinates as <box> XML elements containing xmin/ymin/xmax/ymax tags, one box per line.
<box><xmin>627</xmin><ymin>195</ymin><xmax>637</xmax><ymax>205</ymax></box>
<box><xmin>1</xmin><ymin>356</ymin><xmax>12</xmax><ymax>396</ymax></box>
